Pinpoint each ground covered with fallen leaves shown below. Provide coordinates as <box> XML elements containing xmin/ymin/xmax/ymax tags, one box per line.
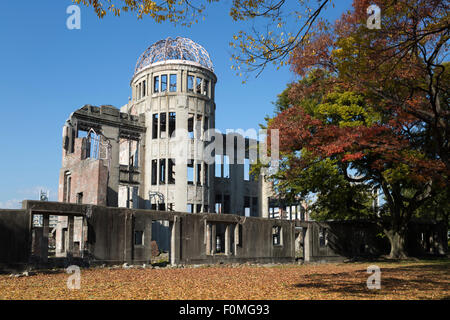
<box><xmin>0</xmin><ymin>259</ymin><xmax>448</xmax><ymax>300</ymax></box>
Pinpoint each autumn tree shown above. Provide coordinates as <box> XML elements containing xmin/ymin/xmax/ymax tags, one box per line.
<box><xmin>268</xmin><ymin>0</ymin><xmax>449</xmax><ymax>258</ymax></box>
<box><xmin>263</xmin><ymin>70</ymin><xmax>376</xmax><ymax>221</ymax></box>
<box><xmin>290</xmin><ymin>0</ymin><xmax>449</xmax><ymax>170</ymax></box>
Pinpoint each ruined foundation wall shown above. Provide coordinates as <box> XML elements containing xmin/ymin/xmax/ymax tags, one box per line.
<box><xmin>1</xmin><ymin>201</ymin><xmax>447</xmax><ymax>271</ymax></box>
<box><xmin>0</xmin><ymin>209</ymin><xmax>30</xmax><ymax>270</ymax></box>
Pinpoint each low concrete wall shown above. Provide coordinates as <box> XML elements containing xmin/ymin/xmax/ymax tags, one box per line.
<box><xmin>301</xmin><ymin>221</ymin><xmax>390</xmax><ymax>262</ymax></box>
<box><xmin>178</xmin><ymin>214</ymin><xmax>295</xmax><ymax>264</ymax></box>
<box><xmin>0</xmin><ymin>201</ymin><xmax>447</xmax><ymax>271</ymax></box>
<box><xmin>18</xmin><ymin>201</ymin><xmax>295</xmax><ymax>266</ymax></box>
<box><xmin>0</xmin><ymin>209</ymin><xmax>30</xmax><ymax>271</ymax></box>
<box><xmin>300</xmin><ymin>220</ymin><xmax>448</xmax><ymax>262</ymax></box>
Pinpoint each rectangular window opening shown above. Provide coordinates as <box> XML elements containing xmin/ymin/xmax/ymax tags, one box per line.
<box><xmin>159</xmin><ymin>159</ymin><xmax>166</xmax><ymax>184</ymax></box>
<box><xmin>152</xmin><ymin>114</ymin><xmax>158</xmax><ymax>139</ymax></box>
<box><xmin>187</xmin><ymin>160</ymin><xmax>194</xmax><ymax>185</ymax></box>
<box><xmin>169</xmin><ymin>112</ymin><xmax>176</xmax><ymax>138</ymax></box>
<box><xmin>215</xmin><ymin>155</ymin><xmax>222</xmax><ymax>178</ymax></box>
<box><xmin>168</xmin><ymin>159</ymin><xmax>175</xmax><ymax>184</ymax></box>
<box><xmin>151</xmin><ymin>160</ymin><xmax>157</xmax><ymax>185</ymax></box>
<box><xmin>153</xmin><ymin>76</ymin><xmax>159</xmax><ymax>93</ymax></box>
<box><xmin>203</xmin><ymin>79</ymin><xmax>209</xmax><ymax>96</ymax></box>
<box><xmin>188</xmin><ymin>114</ymin><xmax>194</xmax><ymax>139</ymax></box>
<box><xmin>273</xmin><ymin>226</ymin><xmax>282</xmax><ymax>246</ymax></box>
<box><xmin>319</xmin><ymin>227</ymin><xmax>328</xmax><ymax>247</ymax></box>
<box><xmin>244</xmin><ymin>158</ymin><xmax>250</xmax><ymax>181</ymax></box>
<box><xmin>244</xmin><ymin>196</ymin><xmax>250</xmax><ymax>217</ymax></box>
<box><xmin>196</xmin><ymin>77</ymin><xmax>202</xmax><ymax>93</ymax></box>
<box><xmin>187</xmin><ymin>75</ymin><xmax>194</xmax><ymax>92</ymax></box>
<box><xmin>169</xmin><ymin>74</ymin><xmax>177</xmax><ymax>92</ymax></box>
<box><xmin>66</xmin><ymin>176</ymin><xmax>72</xmax><ymax>203</ymax></box>
<box><xmin>76</xmin><ymin>192</ymin><xmax>83</xmax><ymax>205</ymax></box>
<box><xmin>223</xmin><ymin>155</ymin><xmax>230</xmax><ymax>178</ymax></box>
<box><xmin>215</xmin><ymin>194</ymin><xmax>222</xmax><ymax>213</ymax></box>
<box><xmin>161</xmin><ymin>74</ymin><xmax>167</xmax><ymax>92</ymax></box>
<box><xmin>63</xmin><ymin>171</ymin><xmax>71</xmax><ymax>203</ymax></box>
<box><xmin>204</xmin><ymin>116</ymin><xmax>209</xmax><ymax>132</ymax></box>
<box><xmin>134</xmin><ymin>230</ymin><xmax>143</xmax><ymax>246</ymax></box>
<box><xmin>160</xmin><ymin>112</ymin><xmax>167</xmax><ymax>138</ymax></box>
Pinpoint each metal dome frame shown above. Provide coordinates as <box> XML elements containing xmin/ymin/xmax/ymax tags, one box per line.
<box><xmin>134</xmin><ymin>37</ymin><xmax>214</xmax><ymax>75</ymax></box>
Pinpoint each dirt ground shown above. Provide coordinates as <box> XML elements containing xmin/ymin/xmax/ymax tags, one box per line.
<box><xmin>0</xmin><ymin>259</ymin><xmax>448</xmax><ymax>300</ymax></box>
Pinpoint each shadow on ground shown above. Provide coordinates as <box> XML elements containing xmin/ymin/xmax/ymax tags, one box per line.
<box><xmin>292</xmin><ymin>261</ymin><xmax>450</xmax><ymax>298</ymax></box>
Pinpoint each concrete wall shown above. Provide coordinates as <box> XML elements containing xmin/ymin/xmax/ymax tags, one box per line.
<box><xmin>301</xmin><ymin>221</ymin><xmax>390</xmax><ymax>262</ymax></box>
<box><xmin>178</xmin><ymin>214</ymin><xmax>294</xmax><ymax>264</ymax></box>
<box><xmin>1</xmin><ymin>201</ymin><xmax>447</xmax><ymax>271</ymax></box>
<box><xmin>300</xmin><ymin>220</ymin><xmax>448</xmax><ymax>262</ymax></box>
<box><xmin>19</xmin><ymin>201</ymin><xmax>295</xmax><ymax>267</ymax></box>
<box><xmin>0</xmin><ymin>210</ymin><xmax>30</xmax><ymax>270</ymax></box>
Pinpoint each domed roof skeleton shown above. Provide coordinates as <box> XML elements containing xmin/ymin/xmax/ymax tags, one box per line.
<box><xmin>134</xmin><ymin>37</ymin><xmax>214</xmax><ymax>75</ymax></box>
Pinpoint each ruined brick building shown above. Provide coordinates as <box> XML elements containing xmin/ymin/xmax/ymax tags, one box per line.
<box><xmin>55</xmin><ymin>37</ymin><xmax>306</xmax><ymax>255</ymax></box>
<box><xmin>58</xmin><ymin>37</ymin><xmax>296</xmax><ymax>215</ymax></box>
<box><xmin>58</xmin><ymin>39</ymin><xmax>305</xmax><ymax>213</ymax></box>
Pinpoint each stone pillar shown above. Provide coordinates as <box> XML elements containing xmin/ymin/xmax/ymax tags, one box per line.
<box><xmin>138</xmin><ymin>137</ymin><xmax>146</xmax><ymax>209</ymax></box>
<box><xmin>304</xmin><ymin>227</ymin><xmax>311</xmax><ymax>262</ymax></box>
<box><xmin>81</xmin><ymin>217</ymin><xmax>87</xmax><ymax>257</ymax></box>
<box><xmin>225</xmin><ymin>224</ymin><xmax>231</xmax><ymax>256</ymax></box>
<box><xmin>259</xmin><ymin>173</ymin><xmax>270</xmax><ymax>218</ymax></box>
<box><xmin>144</xmin><ymin>219</ymin><xmax>152</xmax><ymax>263</ymax></box>
<box><xmin>41</xmin><ymin>214</ymin><xmax>49</xmax><ymax>263</ymax></box>
<box><xmin>67</xmin><ymin>216</ymin><xmax>74</xmax><ymax>259</ymax></box>
<box><xmin>211</xmin><ymin>223</ymin><xmax>216</xmax><ymax>254</ymax></box>
<box><xmin>124</xmin><ymin>211</ymin><xmax>133</xmax><ymax>263</ymax></box>
<box><xmin>170</xmin><ymin>216</ymin><xmax>181</xmax><ymax>265</ymax></box>
<box><xmin>234</xmin><ymin>224</ymin><xmax>240</xmax><ymax>256</ymax></box>
<box><xmin>205</xmin><ymin>221</ymin><xmax>211</xmax><ymax>255</ymax></box>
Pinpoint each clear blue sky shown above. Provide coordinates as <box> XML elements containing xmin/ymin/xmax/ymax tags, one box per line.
<box><xmin>0</xmin><ymin>0</ymin><xmax>352</xmax><ymax>208</ymax></box>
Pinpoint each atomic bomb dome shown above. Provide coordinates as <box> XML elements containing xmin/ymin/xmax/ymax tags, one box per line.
<box><xmin>134</xmin><ymin>37</ymin><xmax>214</xmax><ymax>75</ymax></box>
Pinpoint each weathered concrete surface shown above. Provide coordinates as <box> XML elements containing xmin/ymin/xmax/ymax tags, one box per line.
<box><xmin>18</xmin><ymin>201</ymin><xmax>296</xmax><ymax>267</ymax></box>
<box><xmin>298</xmin><ymin>220</ymin><xmax>448</xmax><ymax>262</ymax></box>
<box><xmin>0</xmin><ymin>201</ymin><xmax>447</xmax><ymax>271</ymax></box>
<box><xmin>0</xmin><ymin>209</ymin><xmax>30</xmax><ymax>271</ymax></box>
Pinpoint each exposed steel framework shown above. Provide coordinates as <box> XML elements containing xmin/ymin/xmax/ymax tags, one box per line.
<box><xmin>134</xmin><ymin>37</ymin><xmax>214</xmax><ymax>74</ymax></box>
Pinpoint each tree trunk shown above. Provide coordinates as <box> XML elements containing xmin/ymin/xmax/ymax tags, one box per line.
<box><xmin>384</xmin><ymin>229</ymin><xmax>408</xmax><ymax>259</ymax></box>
